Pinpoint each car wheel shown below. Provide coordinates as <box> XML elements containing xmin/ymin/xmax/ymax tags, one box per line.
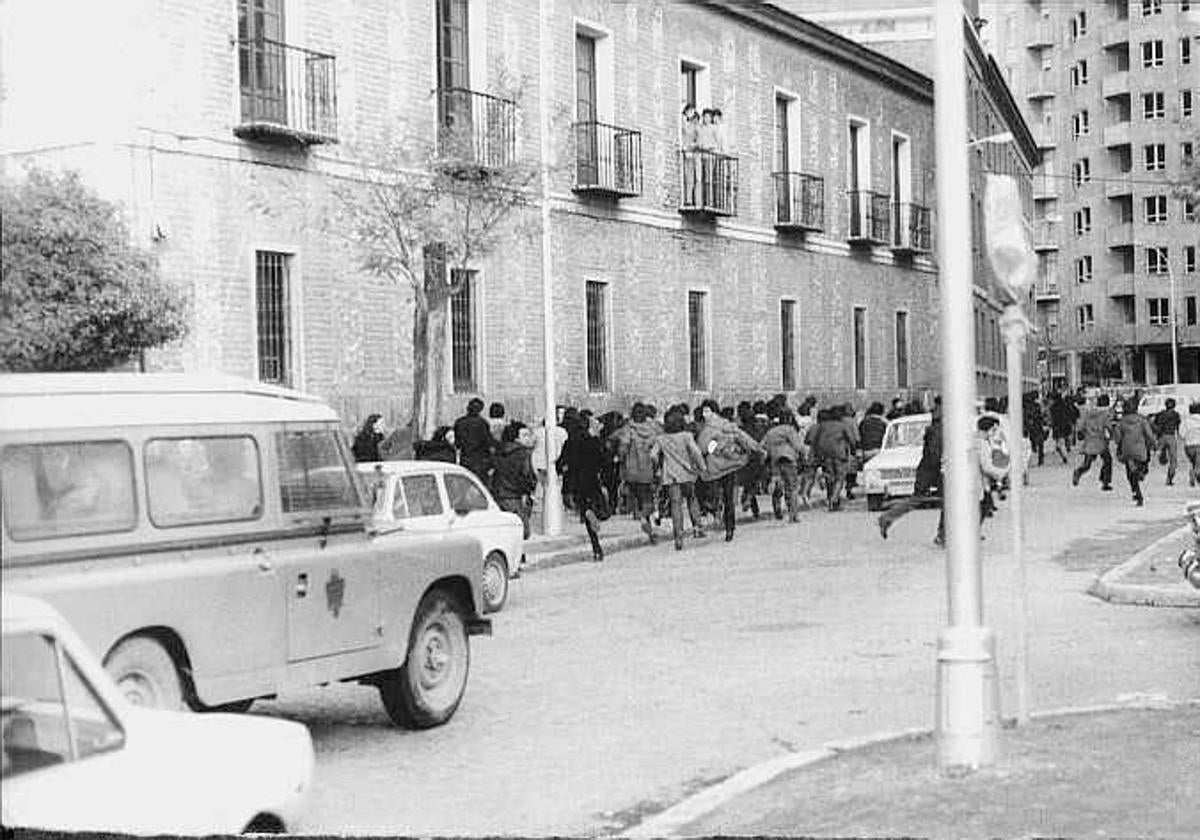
<box><xmin>378</xmin><ymin>589</ymin><xmax>470</xmax><ymax>729</ymax></box>
<box><xmin>105</xmin><ymin>637</ymin><xmax>186</xmax><ymax>711</ymax></box>
<box><xmin>481</xmin><ymin>551</ymin><xmax>509</xmax><ymax>613</ymax></box>
<box><xmin>867</xmin><ymin>493</ymin><xmax>884</xmax><ymax>512</ymax></box>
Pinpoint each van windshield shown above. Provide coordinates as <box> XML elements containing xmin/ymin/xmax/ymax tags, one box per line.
<box><xmin>277</xmin><ymin>430</ymin><xmax>362</xmax><ymax>513</ymax></box>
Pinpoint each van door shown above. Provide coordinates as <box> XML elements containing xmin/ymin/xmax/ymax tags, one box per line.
<box><xmin>274</xmin><ymin>428</ymin><xmax>381</xmax><ymax>662</ymax></box>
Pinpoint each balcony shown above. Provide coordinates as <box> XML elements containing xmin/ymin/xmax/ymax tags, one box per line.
<box><xmin>573</xmin><ymin>122</ymin><xmax>643</xmax><ymax>198</ymax></box>
<box><xmin>891</xmin><ymin>202</ymin><xmax>932</xmax><ymax>254</ymax></box>
<box><xmin>1105</xmin><ymin>221</ymin><xmax>1135</xmax><ymax>248</ymax></box>
<box><xmin>773</xmin><ymin>172</ymin><xmax>824</xmax><ymax>232</ymax></box>
<box><xmin>1032</xmin><ymin>174</ymin><xmax>1060</xmax><ymax>200</ymax></box>
<box><xmin>436</xmin><ymin>87</ymin><xmax>517</xmax><ymax>173</ymax></box>
<box><xmin>1102</xmin><ymin>71</ymin><xmax>1130</xmax><ymax>100</ymax></box>
<box><xmin>679</xmin><ymin>151</ymin><xmax>738</xmax><ymax>217</ymax></box>
<box><xmin>1107</xmin><ymin>273</ymin><xmax>1135</xmax><ymax>297</ymax></box>
<box><xmin>1101</xmin><ymin>21</ymin><xmax>1129</xmax><ymax>50</ymax></box>
<box><xmin>1103</xmin><ymin>121</ymin><xmax>1132</xmax><ymax>148</ymax></box>
<box><xmin>1031</xmin><ymin>124</ymin><xmax>1058</xmax><ymax>150</ymax></box>
<box><xmin>847</xmin><ymin>190</ymin><xmax>891</xmax><ymax>245</ymax></box>
<box><xmin>1032</xmin><ymin>219</ymin><xmax>1062</xmax><ymax>251</ymax></box>
<box><xmin>1035</xmin><ymin>281</ymin><xmax>1062</xmax><ymax>302</ymax></box>
<box><xmin>235</xmin><ymin>38</ymin><xmax>337</xmax><ymax>144</ymax></box>
<box><xmin>1026</xmin><ymin>20</ymin><xmax>1056</xmax><ymax>49</ymax></box>
<box><xmin>1027</xmin><ymin>70</ymin><xmax>1057</xmax><ymax>100</ymax></box>
<box><xmin>1105</xmin><ymin>176</ymin><xmax>1134</xmax><ymax>199</ymax></box>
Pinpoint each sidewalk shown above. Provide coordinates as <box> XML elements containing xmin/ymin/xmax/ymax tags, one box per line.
<box><xmin>1088</xmin><ymin>521</ymin><xmax>1200</xmax><ymax>608</ymax></box>
<box><xmin>668</xmin><ymin>701</ymin><xmax>1200</xmax><ymax>838</ymax></box>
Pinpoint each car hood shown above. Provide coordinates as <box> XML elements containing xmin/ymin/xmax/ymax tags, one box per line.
<box><xmin>864</xmin><ymin>446</ymin><xmax>922</xmax><ymax>470</ymax></box>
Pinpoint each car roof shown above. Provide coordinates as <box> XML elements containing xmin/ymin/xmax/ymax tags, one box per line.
<box><xmin>356</xmin><ymin>460</ymin><xmax>476</xmax><ymax>478</ymax></box>
<box><xmin>0</xmin><ymin>373</ymin><xmax>339</xmax><ymax>430</ymax></box>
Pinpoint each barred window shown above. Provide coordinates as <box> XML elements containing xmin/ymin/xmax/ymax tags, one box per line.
<box><xmin>450</xmin><ymin>268</ymin><xmax>478</xmax><ymax>393</ymax></box>
<box><xmin>256</xmin><ymin>251</ymin><xmax>292</xmax><ymax>387</ymax></box>
<box><xmin>895</xmin><ymin>311</ymin><xmax>909</xmax><ymax>389</ymax></box>
<box><xmin>853</xmin><ymin>306</ymin><xmax>867</xmax><ymax>390</ymax></box>
<box><xmin>780</xmin><ymin>300</ymin><xmax>796</xmax><ymax>391</ymax></box>
<box><xmin>585</xmin><ymin>280</ymin><xmax>609</xmax><ymax>392</ymax></box>
<box><xmin>688</xmin><ymin>290</ymin><xmax>708</xmax><ymax>391</ymax></box>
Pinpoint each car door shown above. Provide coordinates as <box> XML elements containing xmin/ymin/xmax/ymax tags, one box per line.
<box><xmin>391</xmin><ymin>471</ymin><xmax>453</xmax><ymax>533</ymax></box>
<box><xmin>443</xmin><ymin>471</ymin><xmax>496</xmax><ymax>546</ymax></box>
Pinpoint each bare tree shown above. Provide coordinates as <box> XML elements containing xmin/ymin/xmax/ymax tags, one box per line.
<box><xmin>1081</xmin><ymin>327</ymin><xmax>1125</xmax><ymax>385</ymax></box>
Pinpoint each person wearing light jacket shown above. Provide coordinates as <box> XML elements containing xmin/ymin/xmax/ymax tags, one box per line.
<box><xmin>1113</xmin><ymin>398</ymin><xmax>1158</xmax><ymax>507</ymax></box>
<box><xmin>618</xmin><ymin>402</ymin><xmax>661</xmax><ymax>545</ymax></box>
<box><xmin>761</xmin><ymin>409</ymin><xmax>806</xmax><ymax>522</ymax></box>
<box><xmin>695</xmin><ymin>399</ymin><xmax>765</xmax><ymax>543</ymax></box>
<box><xmin>651</xmin><ymin>408</ymin><xmax>709</xmax><ymax>550</ymax></box>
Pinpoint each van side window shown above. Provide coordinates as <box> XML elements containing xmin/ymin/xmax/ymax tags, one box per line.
<box><xmin>445</xmin><ymin>473</ymin><xmax>489</xmax><ymax>513</ymax></box>
<box><xmin>399</xmin><ymin>474</ymin><xmax>442</xmax><ymax>518</ymax></box>
<box><xmin>1</xmin><ymin>633</ymin><xmax>124</xmax><ymax>779</ymax></box>
<box><xmin>145</xmin><ymin>437</ymin><xmax>263</xmax><ymax>527</ymax></box>
<box><xmin>276</xmin><ymin>430</ymin><xmax>361</xmax><ymax>513</ymax></box>
<box><xmin>1</xmin><ymin>442</ymin><xmax>136</xmax><ymax>541</ymax></box>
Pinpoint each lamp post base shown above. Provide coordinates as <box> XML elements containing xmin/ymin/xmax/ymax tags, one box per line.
<box><xmin>935</xmin><ymin>625</ymin><xmax>1001</xmax><ymax>772</ymax></box>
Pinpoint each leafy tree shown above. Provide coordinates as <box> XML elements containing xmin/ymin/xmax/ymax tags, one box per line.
<box><xmin>334</xmin><ymin>110</ymin><xmax>541</xmax><ymax>442</ymax></box>
<box><xmin>1</xmin><ymin>167</ymin><xmax>186</xmax><ymax>371</ymax></box>
<box><xmin>1081</xmin><ymin>328</ymin><xmax>1125</xmax><ymax>385</ymax></box>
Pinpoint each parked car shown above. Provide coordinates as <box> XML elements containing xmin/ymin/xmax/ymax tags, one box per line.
<box><xmin>1</xmin><ymin>373</ymin><xmax>491</xmax><ymax>729</ymax></box>
<box><xmin>358</xmin><ymin>460</ymin><xmax>524</xmax><ymax>614</ymax></box>
<box><xmin>2</xmin><ymin>592</ymin><xmax>313</xmax><ymax>834</ymax></box>
<box><xmin>861</xmin><ymin>413</ymin><xmax>932</xmax><ymax>511</ymax></box>
<box><xmin>1137</xmin><ymin>384</ymin><xmax>1200</xmax><ymax>419</ymax></box>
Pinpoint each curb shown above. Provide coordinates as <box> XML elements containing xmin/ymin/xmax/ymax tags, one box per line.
<box><xmin>523</xmin><ymin>530</ymin><xmax>654</xmax><ymax>572</ymax></box>
<box><xmin>1087</xmin><ymin>524</ymin><xmax>1200</xmax><ymax>608</ymax></box>
<box><xmin>619</xmin><ymin>697</ymin><xmax>1200</xmax><ymax>838</ymax></box>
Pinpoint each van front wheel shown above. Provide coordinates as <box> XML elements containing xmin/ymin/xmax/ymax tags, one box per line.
<box><xmin>378</xmin><ymin>590</ymin><xmax>470</xmax><ymax>728</ymax></box>
<box><xmin>105</xmin><ymin>637</ymin><xmax>186</xmax><ymax>711</ymax></box>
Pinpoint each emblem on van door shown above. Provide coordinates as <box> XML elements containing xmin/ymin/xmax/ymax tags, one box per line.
<box><xmin>325</xmin><ymin>571</ymin><xmax>345</xmax><ymax>618</ymax></box>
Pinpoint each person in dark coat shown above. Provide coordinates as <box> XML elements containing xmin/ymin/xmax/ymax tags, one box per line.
<box><xmin>1048</xmin><ymin>392</ymin><xmax>1074</xmax><ymax>463</ymax></box>
<box><xmin>491</xmin><ymin>422</ymin><xmax>537</xmax><ymax>538</ymax></box>
<box><xmin>351</xmin><ymin>414</ymin><xmax>384</xmax><ymax>462</ymax></box>
<box><xmin>557</xmin><ymin>416</ymin><xmax>607</xmax><ymax>561</ymax></box>
<box><xmin>1072</xmin><ymin>395</ymin><xmax>1114</xmax><ymax>491</ymax></box>
<box><xmin>878</xmin><ymin>401</ymin><xmax>946</xmax><ymax>545</ymax></box>
<box><xmin>1023</xmin><ymin>392</ymin><xmax>1047</xmax><ymax>467</ymax></box>
<box><xmin>413</xmin><ymin>425</ymin><xmax>457</xmax><ymax>463</ymax></box>
<box><xmin>806</xmin><ymin>406</ymin><xmax>856</xmax><ymax>512</ymax></box>
<box><xmin>453</xmin><ymin>397</ymin><xmax>495</xmax><ymax>483</ymax></box>
<box><xmin>1114</xmin><ymin>398</ymin><xmax>1158</xmax><ymax>506</ymax></box>
<box><xmin>1153</xmin><ymin>397</ymin><xmax>1182</xmax><ymax>485</ymax></box>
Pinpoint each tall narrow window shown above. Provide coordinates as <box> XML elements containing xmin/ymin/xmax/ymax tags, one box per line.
<box><xmin>256</xmin><ymin>250</ymin><xmax>292</xmax><ymax>386</ymax></box>
<box><xmin>853</xmin><ymin>306</ymin><xmax>867</xmax><ymax>390</ymax></box>
<box><xmin>449</xmin><ymin>268</ymin><xmax>477</xmax><ymax>393</ymax></box>
<box><xmin>1182</xmin><ymin>38</ymin><xmax>1193</xmax><ymax>65</ymax></box>
<box><xmin>780</xmin><ymin>300</ymin><xmax>796</xmax><ymax>390</ymax></box>
<box><xmin>895</xmin><ymin>311</ymin><xmax>909</xmax><ymax>389</ymax></box>
<box><xmin>848</xmin><ymin>119</ymin><xmax>869</xmax><ymax>236</ymax></box>
<box><xmin>1187</xmin><ymin>296</ymin><xmax>1197</xmax><ymax>326</ymax></box>
<box><xmin>681</xmin><ymin>64</ymin><xmax>697</xmax><ymax>110</ymax></box>
<box><xmin>237</xmin><ymin>0</ymin><xmax>286</xmax><ymax>125</ymax></box>
<box><xmin>575</xmin><ymin>34</ymin><xmax>598</xmax><ymax>187</ymax></box>
<box><xmin>775</xmin><ymin>95</ymin><xmax>791</xmax><ymax>221</ymax></box>
<box><xmin>1182</xmin><ymin>90</ymin><xmax>1194</xmax><ymax>119</ymax></box>
<box><xmin>585</xmin><ymin>281</ymin><xmax>609</xmax><ymax>392</ymax></box>
<box><xmin>436</xmin><ymin>0</ymin><xmax>470</xmax><ymax>135</ymax></box>
<box><xmin>688</xmin><ymin>291</ymin><xmax>708</xmax><ymax>391</ymax></box>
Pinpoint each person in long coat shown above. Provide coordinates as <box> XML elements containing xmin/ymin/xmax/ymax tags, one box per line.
<box><xmin>351</xmin><ymin>414</ymin><xmax>384</xmax><ymax>462</ymax></box>
<box><xmin>556</xmin><ymin>417</ymin><xmax>607</xmax><ymax>561</ymax></box>
<box><xmin>695</xmin><ymin>400</ymin><xmax>765</xmax><ymax>542</ymax></box>
<box><xmin>1113</xmin><ymin>398</ymin><xmax>1158</xmax><ymax>507</ymax></box>
<box><xmin>1072</xmin><ymin>395</ymin><xmax>1114</xmax><ymax>491</ymax></box>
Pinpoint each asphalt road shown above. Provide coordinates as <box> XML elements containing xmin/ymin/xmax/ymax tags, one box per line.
<box><xmin>253</xmin><ymin>462</ymin><xmax>1200</xmax><ymax>836</ymax></box>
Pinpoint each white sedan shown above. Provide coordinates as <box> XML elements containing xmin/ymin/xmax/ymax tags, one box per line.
<box><xmin>861</xmin><ymin>413</ymin><xmax>932</xmax><ymax>511</ymax></box>
<box><xmin>358</xmin><ymin>460</ymin><xmax>525</xmax><ymax>613</ymax></box>
<box><xmin>1</xmin><ymin>593</ymin><xmax>313</xmax><ymax>835</ymax></box>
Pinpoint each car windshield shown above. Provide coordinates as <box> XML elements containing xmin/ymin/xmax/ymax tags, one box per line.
<box><xmin>884</xmin><ymin>419</ymin><xmax>929</xmax><ymax>449</ymax></box>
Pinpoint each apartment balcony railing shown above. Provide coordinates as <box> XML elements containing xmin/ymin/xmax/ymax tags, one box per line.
<box><xmin>1032</xmin><ymin>174</ymin><xmax>1060</xmax><ymax>200</ymax></box>
<box><xmin>1102</xmin><ymin>71</ymin><xmax>1130</xmax><ymax>100</ymax></box>
<box><xmin>1105</xmin><ymin>177</ymin><xmax>1134</xmax><ymax>199</ymax></box>
<box><xmin>436</xmin><ymin>87</ymin><xmax>517</xmax><ymax>172</ymax></box>
<box><xmin>891</xmin><ymin>202</ymin><xmax>932</xmax><ymax>253</ymax></box>
<box><xmin>1107</xmin><ymin>273</ymin><xmax>1135</xmax><ymax>297</ymax></box>
<box><xmin>847</xmin><ymin>190</ymin><xmax>891</xmax><ymax>245</ymax></box>
<box><xmin>772</xmin><ymin>172</ymin><xmax>824</xmax><ymax>232</ymax></box>
<box><xmin>1103</xmin><ymin>121</ymin><xmax>1132</xmax><ymax>148</ymax></box>
<box><xmin>573</xmin><ymin>121</ymin><xmax>643</xmax><ymax>198</ymax></box>
<box><xmin>1105</xmin><ymin>221</ymin><xmax>1135</xmax><ymax>248</ymax></box>
<box><xmin>1032</xmin><ymin>219</ymin><xmax>1062</xmax><ymax>251</ymax></box>
<box><xmin>235</xmin><ymin>38</ymin><xmax>337</xmax><ymax>144</ymax></box>
<box><xmin>1101</xmin><ymin>21</ymin><xmax>1129</xmax><ymax>50</ymax></box>
<box><xmin>1026</xmin><ymin>20</ymin><xmax>1055</xmax><ymax>49</ymax></box>
<box><xmin>1027</xmin><ymin>70</ymin><xmax>1057</xmax><ymax>100</ymax></box>
<box><xmin>679</xmin><ymin>151</ymin><xmax>738</xmax><ymax>217</ymax></box>
<box><xmin>1031</xmin><ymin>124</ymin><xmax>1058</xmax><ymax>150</ymax></box>
<box><xmin>1035</xmin><ymin>280</ymin><xmax>1061</xmax><ymax>302</ymax></box>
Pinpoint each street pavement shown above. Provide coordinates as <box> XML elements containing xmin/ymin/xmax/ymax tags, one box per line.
<box><xmin>252</xmin><ymin>458</ymin><xmax>1199</xmax><ymax>836</ymax></box>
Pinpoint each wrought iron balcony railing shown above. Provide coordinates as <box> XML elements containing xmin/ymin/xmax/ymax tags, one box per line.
<box><xmin>436</xmin><ymin>87</ymin><xmax>517</xmax><ymax>171</ymax></box>
<box><xmin>847</xmin><ymin>190</ymin><xmax>891</xmax><ymax>244</ymax></box>
<box><xmin>773</xmin><ymin>172</ymin><xmax>824</xmax><ymax>231</ymax></box>
<box><xmin>573</xmin><ymin>121</ymin><xmax>643</xmax><ymax>198</ymax></box>
<box><xmin>679</xmin><ymin>150</ymin><xmax>739</xmax><ymax>217</ymax></box>
<box><xmin>236</xmin><ymin>38</ymin><xmax>337</xmax><ymax>144</ymax></box>
<box><xmin>892</xmin><ymin>202</ymin><xmax>932</xmax><ymax>253</ymax></box>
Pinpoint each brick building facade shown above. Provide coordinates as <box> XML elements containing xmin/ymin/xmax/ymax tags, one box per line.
<box><xmin>1</xmin><ymin>1</ymin><xmax>1002</xmax><ymax>430</ymax></box>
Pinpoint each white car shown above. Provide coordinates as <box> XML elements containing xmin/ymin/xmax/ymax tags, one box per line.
<box><xmin>358</xmin><ymin>460</ymin><xmax>524</xmax><ymax>613</ymax></box>
<box><xmin>1</xmin><ymin>593</ymin><xmax>313</xmax><ymax>835</ymax></box>
<box><xmin>862</xmin><ymin>413</ymin><xmax>932</xmax><ymax>511</ymax></box>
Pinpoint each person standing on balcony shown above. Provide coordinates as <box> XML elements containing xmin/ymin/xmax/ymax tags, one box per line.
<box><xmin>680</xmin><ymin>104</ymin><xmax>700</xmax><ymax>206</ymax></box>
<box><xmin>697</xmin><ymin>108</ymin><xmax>717</xmax><ymax>207</ymax></box>
<box><xmin>710</xmin><ymin>107</ymin><xmax>728</xmax><ymax>207</ymax></box>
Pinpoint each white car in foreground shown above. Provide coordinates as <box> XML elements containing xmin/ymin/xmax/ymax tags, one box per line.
<box><xmin>358</xmin><ymin>460</ymin><xmax>525</xmax><ymax>613</ymax></box>
<box><xmin>862</xmin><ymin>413</ymin><xmax>932</xmax><ymax>511</ymax></box>
<box><xmin>1</xmin><ymin>593</ymin><xmax>313</xmax><ymax>835</ymax></box>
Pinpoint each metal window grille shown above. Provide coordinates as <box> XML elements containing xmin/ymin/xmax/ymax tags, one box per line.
<box><xmin>256</xmin><ymin>251</ymin><xmax>291</xmax><ymax>386</ymax></box>
<box><xmin>853</xmin><ymin>306</ymin><xmax>867</xmax><ymax>390</ymax></box>
<box><xmin>895</xmin><ymin>311</ymin><xmax>909</xmax><ymax>389</ymax></box>
<box><xmin>688</xmin><ymin>291</ymin><xmax>708</xmax><ymax>391</ymax></box>
<box><xmin>450</xmin><ymin>269</ymin><xmax>477</xmax><ymax>393</ymax></box>
<box><xmin>586</xmin><ymin>281</ymin><xmax>609</xmax><ymax>392</ymax></box>
<box><xmin>780</xmin><ymin>300</ymin><xmax>796</xmax><ymax>391</ymax></box>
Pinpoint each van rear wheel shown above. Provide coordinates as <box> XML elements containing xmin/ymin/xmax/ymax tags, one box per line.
<box><xmin>105</xmin><ymin>637</ymin><xmax>185</xmax><ymax>711</ymax></box>
<box><xmin>378</xmin><ymin>590</ymin><xmax>469</xmax><ymax>728</ymax></box>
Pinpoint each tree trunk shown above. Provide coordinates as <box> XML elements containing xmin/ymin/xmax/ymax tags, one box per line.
<box><xmin>410</xmin><ymin>288</ymin><xmax>449</xmax><ymax>443</ymax></box>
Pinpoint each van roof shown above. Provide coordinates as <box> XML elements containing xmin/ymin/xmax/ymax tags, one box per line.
<box><xmin>0</xmin><ymin>373</ymin><xmax>340</xmax><ymax>430</ymax></box>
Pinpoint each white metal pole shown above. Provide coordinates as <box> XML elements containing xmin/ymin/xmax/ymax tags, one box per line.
<box><xmin>1170</xmin><ymin>257</ymin><xmax>1179</xmax><ymax>385</ymax></box>
<box><xmin>538</xmin><ymin>0</ymin><xmax>563</xmax><ymax>535</ymax></box>
<box><xmin>934</xmin><ymin>0</ymin><xmax>999</xmax><ymax>771</ymax></box>
<box><xmin>1002</xmin><ymin>307</ymin><xmax>1030</xmax><ymax>726</ymax></box>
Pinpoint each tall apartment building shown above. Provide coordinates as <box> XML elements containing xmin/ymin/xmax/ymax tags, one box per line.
<box><xmin>983</xmin><ymin>0</ymin><xmax>1200</xmax><ymax>390</ymax></box>
<box><xmin>0</xmin><ymin>1</ymin><xmax>1017</xmax><ymax>427</ymax></box>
